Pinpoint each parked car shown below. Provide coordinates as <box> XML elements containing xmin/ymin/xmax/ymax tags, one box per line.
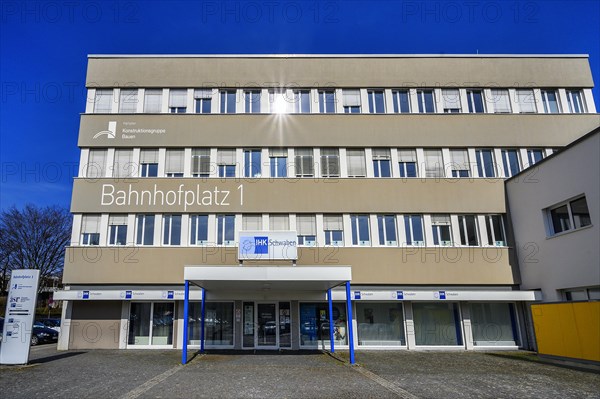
<box><xmin>38</xmin><ymin>318</ymin><xmax>61</xmax><ymax>333</ymax></box>
<box><xmin>31</xmin><ymin>325</ymin><xmax>59</xmax><ymax>346</ymax></box>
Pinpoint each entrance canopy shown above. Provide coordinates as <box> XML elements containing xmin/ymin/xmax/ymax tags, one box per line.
<box><xmin>184</xmin><ymin>266</ymin><xmax>352</xmax><ymax>292</ymax></box>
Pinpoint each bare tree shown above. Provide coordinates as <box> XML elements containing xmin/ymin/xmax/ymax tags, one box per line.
<box><xmin>0</xmin><ymin>204</ymin><xmax>71</xmax><ymax>293</ymax></box>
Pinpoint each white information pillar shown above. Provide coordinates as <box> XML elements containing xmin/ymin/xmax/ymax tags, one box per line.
<box><xmin>0</xmin><ymin>269</ymin><xmax>41</xmax><ymax>365</ymax></box>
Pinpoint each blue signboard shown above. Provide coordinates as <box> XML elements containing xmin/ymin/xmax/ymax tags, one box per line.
<box><xmin>354</xmin><ymin>291</ymin><xmax>361</xmax><ymax>300</ymax></box>
<box><xmin>396</xmin><ymin>290</ymin><xmax>404</xmax><ymax>300</ymax></box>
<box><xmin>439</xmin><ymin>290</ymin><xmax>446</xmax><ymax>299</ymax></box>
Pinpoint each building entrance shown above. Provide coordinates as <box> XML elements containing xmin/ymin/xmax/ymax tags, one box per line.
<box><xmin>243</xmin><ymin>301</ymin><xmax>291</xmax><ymax>349</ymax></box>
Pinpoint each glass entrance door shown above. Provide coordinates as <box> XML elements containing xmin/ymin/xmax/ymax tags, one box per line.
<box><xmin>256</xmin><ymin>303</ymin><xmax>278</xmax><ymax>348</ymax></box>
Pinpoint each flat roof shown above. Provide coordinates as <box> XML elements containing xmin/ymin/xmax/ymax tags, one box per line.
<box><xmin>88</xmin><ymin>54</ymin><xmax>590</xmax><ymax>59</ymax></box>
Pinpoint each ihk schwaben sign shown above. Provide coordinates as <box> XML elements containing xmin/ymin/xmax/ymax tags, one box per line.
<box><xmin>239</xmin><ymin>231</ymin><xmax>298</xmax><ymax>261</ymax></box>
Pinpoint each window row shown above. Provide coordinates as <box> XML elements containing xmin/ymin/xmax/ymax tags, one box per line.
<box><xmin>90</xmin><ymin>87</ymin><xmax>592</xmax><ymax>115</ymax></box>
<box><xmin>77</xmin><ymin>213</ymin><xmax>507</xmax><ymax>248</ymax></box>
<box><xmin>83</xmin><ymin>146</ymin><xmax>557</xmax><ymax>179</ymax></box>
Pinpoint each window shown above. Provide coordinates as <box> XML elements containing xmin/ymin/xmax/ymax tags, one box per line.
<box><xmin>367</xmin><ymin>90</ymin><xmax>385</xmax><ymax>113</ymax></box>
<box><xmin>372</xmin><ymin>149</ymin><xmax>391</xmax><ymax>177</ymax></box>
<box><xmin>548</xmin><ymin>196</ymin><xmax>591</xmax><ymax>235</ymax></box>
<box><xmin>516</xmin><ymin>89</ymin><xmax>536</xmax><ymax>113</ymax></box>
<box><xmin>135</xmin><ymin>215</ymin><xmax>155</xmax><ymax>245</ymax></box>
<box><xmin>140</xmin><ymin>149</ymin><xmax>158</xmax><ymax>177</ymax></box>
<box><xmin>449</xmin><ymin>149</ymin><xmax>470</xmax><ymax>178</ymax></box>
<box><xmin>343</xmin><ymin>89</ymin><xmax>361</xmax><ymax>113</ymax></box>
<box><xmin>81</xmin><ymin>215</ymin><xmax>100</xmax><ymax>245</ymax></box>
<box><xmin>87</xmin><ymin>149</ymin><xmax>107</xmax><ymax>178</ymax></box>
<box><xmin>526</xmin><ymin>149</ymin><xmax>544</xmax><ymax>166</ymax></box>
<box><xmin>442</xmin><ymin>89</ymin><xmax>461</xmax><ymax>113</ymax></box>
<box><xmin>357</xmin><ymin>302</ymin><xmax>406</xmax><ymax>346</ymax></box>
<box><xmin>320</xmin><ymin>148</ymin><xmax>340</xmax><ymax>177</ymax></box>
<box><xmin>351</xmin><ymin>215</ymin><xmax>370</xmax><ymax>246</ymax></box>
<box><xmin>169</xmin><ymin>89</ymin><xmax>187</xmax><ymax>113</ymax></box>
<box><xmin>404</xmin><ymin>215</ymin><xmax>424</xmax><ymax>246</ymax></box>
<box><xmin>377</xmin><ymin>215</ymin><xmax>397</xmax><ymax>246</ymax></box>
<box><xmin>190</xmin><ymin>215</ymin><xmax>209</xmax><ymax>245</ymax></box>
<box><xmin>541</xmin><ymin>89</ymin><xmax>560</xmax><ymax>113</ymax></box>
<box><xmin>318</xmin><ymin>90</ymin><xmax>335</xmax><ymax>113</ymax></box>
<box><xmin>194</xmin><ymin>89</ymin><xmax>212</xmax><ymax>113</ymax></box>
<box><xmin>295</xmin><ymin>148</ymin><xmax>314</xmax><ymax>177</ymax></box>
<box><xmin>94</xmin><ymin>89</ymin><xmax>113</xmax><ymax>113</ymax></box>
<box><xmin>431</xmin><ymin>215</ymin><xmax>453</xmax><ymax>246</ymax></box>
<box><xmin>566</xmin><ymin>90</ymin><xmax>586</xmax><ymax>113</ymax></box>
<box><xmin>165</xmin><ymin>149</ymin><xmax>184</xmax><ymax>177</ymax></box>
<box><xmin>398</xmin><ymin>149</ymin><xmax>418</xmax><ymax>178</ymax></box>
<box><xmin>392</xmin><ymin>90</ymin><xmax>410</xmax><ymax>113</ymax></box>
<box><xmin>424</xmin><ymin>149</ymin><xmax>444</xmax><ymax>178</ymax></box>
<box><xmin>191</xmin><ymin>148</ymin><xmax>211</xmax><ymax>178</ymax></box>
<box><xmin>466</xmin><ymin>89</ymin><xmax>485</xmax><ymax>113</ymax></box>
<box><xmin>216</xmin><ymin>215</ymin><xmax>235</xmax><ymax>245</ymax></box>
<box><xmin>470</xmin><ymin>303</ymin><xmax>518</xmax><ymax>346</ymax></box>
<box><xmin>269</xmin><ymin>149</ymin><xmax>287</xmax><ymax>178</ymax></box>
<box><xmin>119</xmin><ymin>89</ymin><xmax>138</xmax><ymax>113</ymax></box>
<box><xmin>297</xmin><ymin>215</ymin><xmax>316</xmax><ymax>246</ymax></box>
<box><xmin>113</xmin><ymin>149</ymin><xmax>134</xmax><ymax>178</ymax></box>
<box><xmin>416</xmin><ymin>89</ymin><xmax>435</xmax><ymax>113</ymax></box>
<box><xmin>501</xmin><ymin>149</ymin><xmax>521</xmax><ymax>177</ymax></box>
<box><xmin>269</xmin><ymin>214</ymin><xmax>289</xmax><ymax>230</ymax></box>
<box><xmin>108</xmin><ymin>215</ymin><xmax>128</xmax><ymax>245</ymax></box>
<box><xmin>162</xmin><ymin>215</ymin><xmax>182</xmax><ymax>245</ymax></box>
<box><xmin>564</xmin><ymin>287</ymin><xmax>600</xmax><ymax>301</ymax></box>
<box><xmin>220</xmin><ymin>90</ymin><xmax>236</xmax><ymax>113</ymax></box>
<box><xmin>244</xmin><ymin>90</ymin><xmax>261</xmax><ymax>113</ymax></box>
<box><xmin>485</xmin><ymin>215</ymin><xmax>505</xmax><ymax>246</ymax></box>
<box><xmin>128</xmin><ymin>302</ymin><xmax>174</xmax><ymax>346</ymax></box>
<box><xmin>491</xmin><ymin>89</ymin><xmax>511</xmax><ymax>113</ymax></box>
<box><xmin>346</xmin><ymin>149</ymin><xmax>366</xmax><ymax>177</ymax></box>
<box><xmin>242</xmin><ymin>214</ymin><xmax>262</xmax><ymax>231</ymax></box>
<box><xmin>217</xmin><ymin>149</ymin><xmax>236</xmax><ymax>177</ymax></box>
<box><xmin>458</xmin><ymin>215</ymin><xmax>479</xmax><ymax>246</ymax></box>
<box><xmin>323</xmin><ymin>215</ymin><xmax>344</xmax><ymax>246</ymax></box>
<box><xmin>292</xmin><ymin>90</ymin><xmax>311</xmax><ymax>113</ymax></box>
<box><xmin>144</xmin><ymin>89</ymin><xmax>162</xmax><ymax>113</ymax></box>
<box><xmin>244</xmin><ymin>149</ymin><xmax>262</xmax><ymax>178</ymax></box>
<box><xmin>475</xmin><ymin>149</ymin><xmax>496</xmax><ymax>178</ymax></box>
<box><xmin>269</xmin><ymin>89</ymin><xmax>289</xmax><ymax>114</ymax></box>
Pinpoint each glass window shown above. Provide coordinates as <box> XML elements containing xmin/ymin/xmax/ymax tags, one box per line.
<box><xmin>516</xmin><ymin>89</ymin><xmax>536</xmax><ymax>113</ymax></box>
<box><xmin>150</xmin><ymin>302</ymin><xmax>174</xmax><ymax>345</ymax></box>
<box><xmin>295</xmin><ymin>148</ymin><xmax>314</xmax><ymax>177</ymax></box>
<box><xmin>165</xmin><ymin>149</ymin><xmax>184</xmax><ymax>177</ymax></box>
<box><xmin>87</xmin><ymin>149</ymin><xmax>107</xmax><ymax>178</ymax></box>
<box><xmin>424</xmin><ymin>149</ymin><xmax>444</xmax><ymax>178</ymax></box>
<box><xmin>217</xmin><ymin>149</ymin><xmax>236</xmax><ymax>177</ymax></box>
<box><xmin>413</xmin><ymin>302</ymin><xmax>463</xmax><ymax>346</ymax></box>
<box><xmin>566</xmin><ymin>90</ymin><xmax>586</xmax><ymax>113</ymax></box>
<box><xmin>244</xmin><ymin>149</ymin><xmax>262</xmax><ymax>178</ymax></box>
<box><xmin>297</xmin><ymin>215</ymin><xmax>316</xmax><ymax>246</ymax></box>
<box><xmin>367</xmin><ymin>90</ymin><xmax>385</xmax><ymax>113</ymax></box>
<box><xmin>140</xmin><ymin>149</ymin><xmax>158</xmax><ymax>177</ymax></box>
<box><xmin>94</xmin><ymin>89</ymin><xmax>113</xmax><ymax>113</ymax></box>
<box><xmin>458</xmin><ymin>215</ymin><xmax>479</xmax><ymax>246</ymax></box>
<box><xmin>113</xmin><ymin>149</ymin><xmax>134</xmax><ymax>178</ymax></box>
<box><xmin>244</xmin><ymin>90</ymin><xmax>261</xmax><ymax>113</ymax></box>
<box><xmin>350</xmin><ymin>215</ymin><xmax>370</xmax><ymax>246</ymax></box>
<box><xmin>398</xmin><ymin>149</ymin><xmax>418</xmax><ymax>178</ymax></box>
<box><xmin>119</xmin><ymin>88</ymin><xmax>138</xmax><ymax>113</ymax></box>
<box><xmin>323</xmin><ymin>215</ymin><xmax>344</xmax><ymax>246</ymax></box>
<box><xmin>299</xmin><ymin>302</ymin><xmax>347</xmax><ymax>347</ymax></box>
<box><xmin>442</xmin><ymin>89</ymin><xmax>461</xmax><ymax>113</ymax></box>
<box><xmin>203</xmin><ymin>302</ymin><xmax>234</xmax><ymax>346</ymax></box>
<box><xmin>320</xmin><ymin>148</ymin><xmax>340</xmax><ymax>177</ymax></box>
<box><xmin>192</xmin><ymin>148</ymin><xmax>211</xmax><ymax>178</ymax></box>
<box><xmin>450</xmin><ymin>149</ymin><xmax>470</xmax><ymax>178</ymax></box>
<box><xmin>501</xmin><ymin>149</ymin><xmax>521</xmax><ymax>177</ymax></box>
<box><xmin>392</xmin><ymin>90</ymin><xmax>410</xmax><ymax>113</ymax></box>
<box><xmin>491</xmin><ymin>89</ymin><xmax>511</xmax><ymax>113</ymax></box>
<box><xmin>466</xmin><ymin>89</ymin><xmax>485</xmax><ymax>113</ymax></box>
<box><xmin>470</xmin><ymin>303</ymin><xmax>518</xmax><ymax>346</ymax></box>
<box><xmin>269</xmin><ymin>214</ymin><xmax>289</xmax><ymax>231</ymax></box>
<box><xmin>136</xmin><ymin>215</ymin><xmax>155</xmax><ymax>245</ymax></box>
<box><xmin>565</xmin><ymin>290</ymin><xmax>588</xmax><ymax>301</ymax></box>
<box><xmin>242</xmin><ymin>214</ymin><xmax>262</xmax><ymax>231</ymax></box>
<box><xmin>550</xmin><ymin>205</ymin><xmax>571</xmax><ymax>234</ymax></box>
<box><xmin>527</xmin><ymin>149</ymin><xmax>544</xmax><ymax>166</ymax></box>
<box><xmin>292</xmin><ymin>90</ymin><xmax>311</xmax><ymax>113</ymax></box>
<box><xmin>144</xmin><ymin>89</ymin><xmax>162</xmax><ymax>113</ymax></box>
<box><xmin>194</xmin><ymin>89</ymin><xmax>212</xmax><ymax>113</ymax></box>
<box><xmin>357</xmin><ymin>302</ymin><xmax>405</xmax><ymax>346</ymax></box>
<box><xmin>81</xmin><ymin>215</ymin><xmax>100</xmax><ymax>245</ymax></box>
<box><xmin>416</xmin><ymin>89</ymin><xmax>435</xmax><ymax>113</ymax></box>
<box><xmin>377</xmin><ymin>215</ymin><xmax>397</xmax><ymax>246</ymax></box>
<box><xmin>346</xmin><ymin>149</ymin><xmax>367</xmax><ymax>177</ymax></box>
<box><xmin>343</xmin><ymin>89</ymin><xmax>361</xmax><ymax>113</ymax></box>
<box><xmin>404</xmin><ymin>215</ymin><xmax>424</xmax><ymax>246</ymax></box>
<box><xmin>541</xmin><ymin>89</ymin><xmax>560</xmax><ymax>113</ymax></box>
<box><xmin>476</xmin><ymin>149</ymin><xmax>496</xmax><ymax>178</ymax></box>
<box><xmin>318</xmin><ymin>90</ymin><xmax>335</xmax><ymax>113</ymax></box>
<box><xmin>485</xmin><ymin>215</ymin><xmax>506</xmax><ymax>246</ymax></box>
<box><xmin>570</xmin><ymin>197</ymin><xmax>591</xmax><ymax>229</ymax></box>
<box><xmin>216</xmin><ymin>215</ymin><xmax>235</xmax><ymax>245</ymax></box>
<box><xmin>108</xmin><ymin>215</ymin><xmax>128</xmax><ymax>246</ymax></box>
<box><xmin>168</xmin><ymin>89</ymin><xmax>187</xmax><ymax>113</ymax></box>
<box><xmin>128</xmin><ymin>302</ymin><xmax>151</xmax><ymax>345</ymax></box>
<box><xmin>372</xmin><ymin>148</ymin><xmax>391</xmax><ymax>177</ymax></box>
<box><xmin>269</xmin><ymin>89</ymin><xmax>289</xmax><ymax>114</ymax></box>
<box><xmin>269</xmin><ymin>148</ymin><xmax>287</xmax><ymax>178</ymax></box>
<box><xmin>190</xmin><ymin>215</ymin><xmax>209</xmax><ymax>245</ymax></box>
<box><xmin>431</xmin><ymin>215</ymin><xmax>453</xmax><ymax>246</ymax></box>
<box><xmin>162</xmin><ymin>214</ymin><xmax>181</xmax><ymax>246</ymax></box>
<box><xmin>220</xmin><ymin>90</ymin><xmax>236</xmax><ymax>113</ymax></box>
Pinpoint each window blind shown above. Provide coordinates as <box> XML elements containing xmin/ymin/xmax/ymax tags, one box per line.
<box><xmin>397</xmin><ymin>149</ymin><xmax>417</xmax><ymax>162</ymax></box>
<box><xmin>442</xmin><ymin>89</ymin><xmax>460</xmax><ymax>109</ymax></box>
<box><xmin>320</xmin><ymin>148</ymin><xmax>339</xmax><ymax>176</ymax></box>
<box><xmin>492</xmin><ymin>89</ymin><xmax>511</xmax><ymax>113</ymax></box>
<box><xmin>95</xmin><ymin>89</ymin><xmax>112</xmax><ymax>113</ymax></box>
<box><xmin>108</xmin><ymin>215</ymin><xmax>128</xmax><ymax>225</ymax></box>
<box><xmin>119</xmin><ymin>89</ymin><xmax>138</xmax><ymax>113</ymax></box>
<box><xmin>113</xmin><ymin>149</ymin><xmax>133</xmax><ymax>177</ymax></box>
<box><xmin>297</xmin><ymin>215</ymin><xmax>316</xmax><ymax>235</ymax></box>
<box><xmin>242</xmin><ymin>215</ymin><xmax>262</xmax><ymax>230</ymax></box>
<box><xmin>169</xmin><ymin>89</ymin><xmax>187</xmax><ymax>107</ymax></box>
<box><xmin>450</xmin><ymin>149</ymin><xmax>470</xmax><ymax>170</ymax></box>
<box><xmin>346</xmin><ymin>149</ymin><xmax>366</xmax><ymax>176</ymax></box>
<box><xmin>269</xmin><ymin>215</ymin><xmax>289</xmax><ymax>230</ymax></box>
<box><xmin>81</xmin><ymin>215</ymin><xmax>101</xmax><ymax>233</ymax></box>
<box><xmin>516</xmin><ymin>89</ymin><xmax>536</xmax><ymax>112</ymax></box>
<box><xmin>192</xmin><ymin>148</ymin><xmax>211</xmax><ymax>175</ymax></box>
<box><xmin>323</xmin><ymin>215</ymin><xmax>343</xmax><ymax>231</ymax></box>
<box><xmin>194</xmin><ymin>89</ymin><xmax>212</xmax><ymax>99</ymax></box>
<box><xmin>217</xmin><ymin>149</ymin><xmax>236</xmax><ymax>164</ymax></box>
<box><xmin>372</xmin><ymin>148</ymin><xmax>391</xmax><ymax>160</ymax></box>
<box><xmin>166</xmin><ymin>149</ymin><xmax>184</xmax><ymax>174</ymax></box>
<box><xmin>88</xmin><ymin>149</ymin><xmax>107</xmax><ymax>178</ymax></box>
<box><xmin>424</xmin><ymin>149</ymin><xmax>443</xmax><ymax>177</ymax></box>
<box><xmin>431</xmin><ymin>215</ymin><xmax>451</xmax><ymax>225</ymax></box>
<box><xmin>269</xmin><ymin>148</ymin><xmax>287</xmax><ymax>157</ymax></box>
<box><xmin>144</xmin><ymin>89</ymin><xmax>162</xmax><ymax>113</ymax></box>
<box><xmin>140</xmin><ymin>149</ymin><xmax>159</xmax><ymax>164</ymax></box>
<box><xmin>343</xmin><ymin>89</ymin><xmax>361</xmax><ymax>106</ymax></box>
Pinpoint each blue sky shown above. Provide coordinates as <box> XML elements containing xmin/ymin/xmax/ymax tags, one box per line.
<box><xmin>1</xmin><ymin>0</ymin><xmax>599</xmax><ymax>210</ymax></box>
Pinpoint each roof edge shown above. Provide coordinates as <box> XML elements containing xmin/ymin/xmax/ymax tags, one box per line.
<box><xmin>87</xmin><ymin>54</ymin><xmax>591</xmax><ymax>59</ymax></box>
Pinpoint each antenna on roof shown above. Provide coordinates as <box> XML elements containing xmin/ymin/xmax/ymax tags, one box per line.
<box><xmin>476</xmin><ymin>49</ymin><xmax>479</xmax><ymax>54</ymax></box>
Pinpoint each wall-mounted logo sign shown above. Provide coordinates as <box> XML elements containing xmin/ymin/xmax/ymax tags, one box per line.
<box><xmin>238</xmin><ymin>231</ymin><xmax>297</xmax><ymax>261</ymax></box>
<box><xmin>354</xmin><ymin>291</ymin><xmax>362</xmax><ymax>300</ymax></box>
<box><xmin>93</xmin><ymin>121</ymin><xmax>116</xmax><ymax>139</ymax></box>
<box><xmin>396</xmin><ymin>290</ymin><xmax>404</xmax><ymax>300</ymax></box>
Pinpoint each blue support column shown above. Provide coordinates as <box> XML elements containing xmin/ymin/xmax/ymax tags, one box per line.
<box><xmin>182</xmin><ymin>280</ymin><xmax>189</xmax><ymax>365</ymax></box>
<box><xmin>328</xmin><ymin>288</ymin><xmax>335</xmax><ymax>353</ymax></box>
<box><xmin>345</xmin><ymin>281</ymin><xmax>355</xmax><ymax>364</ymax></box>
<box><xmin>200</xmin><ymin>288</ymin><xmax>206</xmax><ymax>352</ymax></box>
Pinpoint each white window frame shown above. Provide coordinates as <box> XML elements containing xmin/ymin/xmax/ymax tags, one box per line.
<box><xmin>457</xmin><ymin>215</ymin><xmax>479</xmax><ymax>247</ymax></box>
<box><xmin>135</xmin><ymin>214</ymin><xmax>155</xmax><ymax>246</ymax></box>
<box><xmin>162</xmin><ymin>214</ymin><xmax>182</xmax><ymax>246</ymax></box>
<box><xmin>377</xmin><ymin>215</ymin><xmax>398</xmax><ymax>246</ymax></box>
<box><xmin>403</xmin><ymin>214</ymin><xmax>425</xmax><ymax>246</ymax></box>
<box><xmin>350</xmin><ymin>214</ymin><xmax>371</xmax><ymax>246</ymax></box>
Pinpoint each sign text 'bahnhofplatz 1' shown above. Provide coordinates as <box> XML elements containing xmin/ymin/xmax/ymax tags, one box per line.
<box><xmin>239</xmin><ymin>231</ymin><xmax>298</xmax><ymax>261</ymax></box>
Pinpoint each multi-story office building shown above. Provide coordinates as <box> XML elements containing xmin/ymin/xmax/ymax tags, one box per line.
<box><xmin>56</xmin><ymin>55</ymin><xmax>598</xmax><ymax>354</ymax></box>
